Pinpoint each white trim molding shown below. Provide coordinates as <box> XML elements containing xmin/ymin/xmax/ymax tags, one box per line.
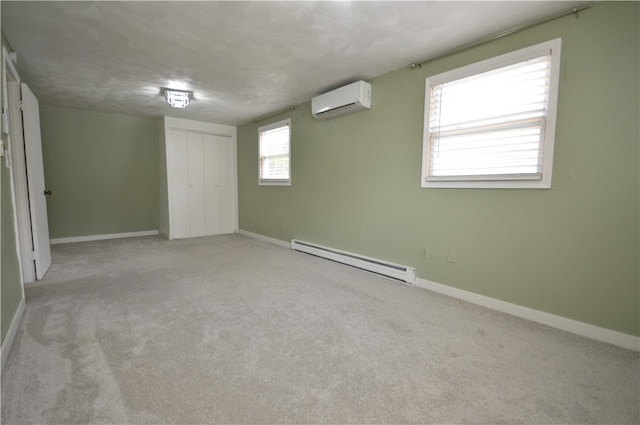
<box><xmin>50</xmin><ymin>230</ymin><xmax>159</xmax><ymax>245</ymax></box>
<box><xmin>1</xmin><ymin>297</ymin><xmax>26</xmax><ymax>370</ymax></box>
<box><xmin>236</xmin><ymin>229</ymin><xmax>290</xmax><ymax>249</ymax></box>
<box><xmin>416</xmin><ymin>278</ymin><xmax>639</xmax><ymax>351</ymax></box>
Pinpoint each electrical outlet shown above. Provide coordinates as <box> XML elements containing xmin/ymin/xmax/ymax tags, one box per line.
<box><xmin>447</xmin><ymin>248</ymin><xmax>457</xmax><ymax>263</ymax></box>
<box><xmin>420</xmin><ymin>246</ymin><xmax>429</xmax><ymax>259</ymax></box>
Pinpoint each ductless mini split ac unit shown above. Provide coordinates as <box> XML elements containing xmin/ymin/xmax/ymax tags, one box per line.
<box><xmin>311</xmin><ymin>80</ymin><xmax>372</xmax><ymax>120</ymax></box>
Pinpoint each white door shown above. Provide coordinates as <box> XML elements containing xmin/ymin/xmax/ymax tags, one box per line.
<box><xmin>216</xmin><ymin>137</ymin><xmax>235</xmax><ymax>234</ymax></box>
<box><xmin>187</xmin><ymin>132</ymin><xmax>206</xmax><ymax>236</ymax></box>
<box><xmin>203</xmin><ymin>134</ymin><xmax>221</xmax><ymax>235</ymax></box>
<box><xmin>167</xmin><ymin>130</ymin><xmax>190</xmax><ymax>238</ymax></box>
<box><xmin>167</xmin><ymin>130</ymin><xmax>234</xmax><ymax>239</ymax></box>
<box><xmin>21</xmin><ymin>83</ymin><xmax>51</xmax><ymax>279</ymax></box>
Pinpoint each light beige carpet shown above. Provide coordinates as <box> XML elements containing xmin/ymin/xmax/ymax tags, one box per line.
<box><xmin>1</xmin><ymin>234</ymin><xmax>638</xmax><ymax>424</ymax></box>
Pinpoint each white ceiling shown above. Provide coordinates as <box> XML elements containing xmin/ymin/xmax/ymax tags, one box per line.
<box><xmin>2</xmin><ymin>1</ymin><xmax>589</xmax><ymax>126</ymax></box>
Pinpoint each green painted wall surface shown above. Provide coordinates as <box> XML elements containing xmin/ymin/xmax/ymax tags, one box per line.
<box><xmin>40</xmin><ymin>106</ymin><xmax>159</xmax><ymax>239</ymax></box>
<box><xmin>1</xmin><ymin>152</ymin><xmax>23</xmax><ymax>342</ymax></box>
<box><xmin>238</xmin><ymin>2</ymin><xmax>640</xmax><ymax>336</ymax></box>
<box><xmin>1</xmin><ymin>33</ymin><xmax>24</xmax><ymax>343</ymax></box>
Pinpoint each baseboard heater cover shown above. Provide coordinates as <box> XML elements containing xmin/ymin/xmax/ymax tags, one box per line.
<box><xmin>291</xmin><ymin>239</ymin><xmax>416</xmax><ymax>285</ymax></box>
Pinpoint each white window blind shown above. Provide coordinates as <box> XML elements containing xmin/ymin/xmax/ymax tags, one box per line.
<box><xmin>422</xmin><ymin>39</ymin><xmax>561</xmax><ymax>189</ymax></box>
<box><xmin>259</xmin><ymin>119</ymin><xmax>291</xmax><ymax>185</ymax></box>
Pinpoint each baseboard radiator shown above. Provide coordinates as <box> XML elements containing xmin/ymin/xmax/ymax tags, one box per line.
<box><xmin>291</xmin><ymin>239</ymin><xmax>416</xmax><ymax>285</ymax></box>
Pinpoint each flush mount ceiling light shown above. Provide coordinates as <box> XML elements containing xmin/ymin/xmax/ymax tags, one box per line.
<box><xmin>164</xmin><ymin>89</ymin><xmax>192</xmax><ymax>108</ymax></box>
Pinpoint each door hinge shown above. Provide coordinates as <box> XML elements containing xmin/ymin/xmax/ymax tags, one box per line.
<box><xmin>30</xmin><ymin>250</ymin><xmax>36</xmax><ymax>261</ymax></box>
<box><xmin>17</xmin><ymin>100</ymin><xmax>24</xmax><ymax>111</ymax></box>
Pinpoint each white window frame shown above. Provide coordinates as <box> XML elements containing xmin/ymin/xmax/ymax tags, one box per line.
<box><xmin>258</xmin><ymin>118</ymin><xmax>291</xmax><ymax>186</ymax></box>
<box><xmin>421</xmin><ymin>38</ymin><xmax>562</xmax><ymax>189</ymax></box>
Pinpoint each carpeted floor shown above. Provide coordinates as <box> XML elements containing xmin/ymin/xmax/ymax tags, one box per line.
<box><xmin>1</xmin><ymin>234</ymin><xmax>639</xmax><ymax>424</ymax></box>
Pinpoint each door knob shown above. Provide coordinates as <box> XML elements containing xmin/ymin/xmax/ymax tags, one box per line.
<box><xmin>44</xmin><ymin>190</ymin><xmax>52</xmax><ymax>196</ymax></box>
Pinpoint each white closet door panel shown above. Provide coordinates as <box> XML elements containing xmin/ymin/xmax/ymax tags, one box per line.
<box><xmin>218</xmin><ymin>136</ymin><xmax>236</xmax><ymax>234</ymax></box>
<box><xmin>166</xmin><ymin>126</ymin><xmax>237</xmax><ymax>240</ymax></box>
<box><xmin>203</xmin><ymin>135</ymin><xmax>221</xmax><ymax>236</ymax></box>
<box><xmin>187</xmin><ymin>132</ymin><xmax>206</xmax><ymax>237</ymax></box>
<box><xmin>21</xmin><ymin>83</ymin><xmax>51</xmax><ymax>279</ymax></box>
<box><xmin>168</xmin><ymin>131</ymin><xmax>190</xmax><ymax>239</ymax></box>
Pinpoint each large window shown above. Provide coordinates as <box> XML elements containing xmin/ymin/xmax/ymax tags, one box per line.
<box><xmin>259</xmin><ymin>118</ymin><xmax>291</xmax><ymax>186</ymax></box>
<box><xmin>421</xmin><ymin>39</ymin><xmax>561</xmax><ymax>189</ymax></box>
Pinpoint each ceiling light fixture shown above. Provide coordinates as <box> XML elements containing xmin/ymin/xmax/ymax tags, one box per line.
<box><xmin>164</xmin><ymin>89</ymin><xmax>192</xmax><ymax>108</ymax></box>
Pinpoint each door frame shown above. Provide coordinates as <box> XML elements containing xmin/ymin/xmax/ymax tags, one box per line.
<box><xmin>3</xmin><ymin>46</ymin><xmax>36</xmax><ymax>283</ymax></box>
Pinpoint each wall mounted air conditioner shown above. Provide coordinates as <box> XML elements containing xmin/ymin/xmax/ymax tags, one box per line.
<box><xmin>311</xmin><ymin>80</ymin><xmax>371</xmax><ymax>120</ymax></box>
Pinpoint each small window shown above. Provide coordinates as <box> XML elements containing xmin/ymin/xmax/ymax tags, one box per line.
<box><xmin>421</xmin><ymin>39</ymin><xmax>561</xmax><ymax>189</ymax></box>
<box><xmin>259</xmin><ymin>118</ymin><xmax>291</xmax><ymax>186</ymax></box>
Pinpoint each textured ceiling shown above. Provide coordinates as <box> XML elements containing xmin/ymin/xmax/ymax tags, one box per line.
<box><xmin>2</xmin><ymin>1</ymin><xmax>589</xmax><ymax>125</ymax></box>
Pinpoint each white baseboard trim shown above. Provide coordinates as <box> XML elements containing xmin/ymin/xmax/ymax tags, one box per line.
<box><xmin>50</xmin><ymin>230</ymin><xmax>159</xmax><ymax>245</ymax></box>
<box><xmin>1</xmin><ymin>297</ymin><xmax>26</xmax><ymax>371</ymax></box>
<box><xmin>236</xmin><ymin>229</ymin><xmax>290</xmax><ymax>249</ymax></box>
<box><xmin>416</xmin><ymin>278</ymin><xmax>639</xmax><ymax>351</ymax></box>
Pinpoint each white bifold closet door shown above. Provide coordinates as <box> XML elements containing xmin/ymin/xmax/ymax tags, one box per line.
<box><xmin>168</xmin><ymin>130</ymin><xmax>234</xmax><ymax>239</ymax></box>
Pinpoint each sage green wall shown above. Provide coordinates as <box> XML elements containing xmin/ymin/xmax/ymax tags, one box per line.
<box><xmin>1</xmin><ymin>154</ymin><xmax>22</xmax><ymax>342</ymax></box>
<box><xmin>238</xmin><ymin>2</ymin><xmax>639</xmax><ymax>336</ymax></box>
<box><xmin>39</xmin><ymin>106</ymin><xmax>159</xmax><ymax>239</ymax></box>
<box><xmin>1</xmin><ymin>33</ymin><xmax>24</xmax><ymax>343</ymax></box>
